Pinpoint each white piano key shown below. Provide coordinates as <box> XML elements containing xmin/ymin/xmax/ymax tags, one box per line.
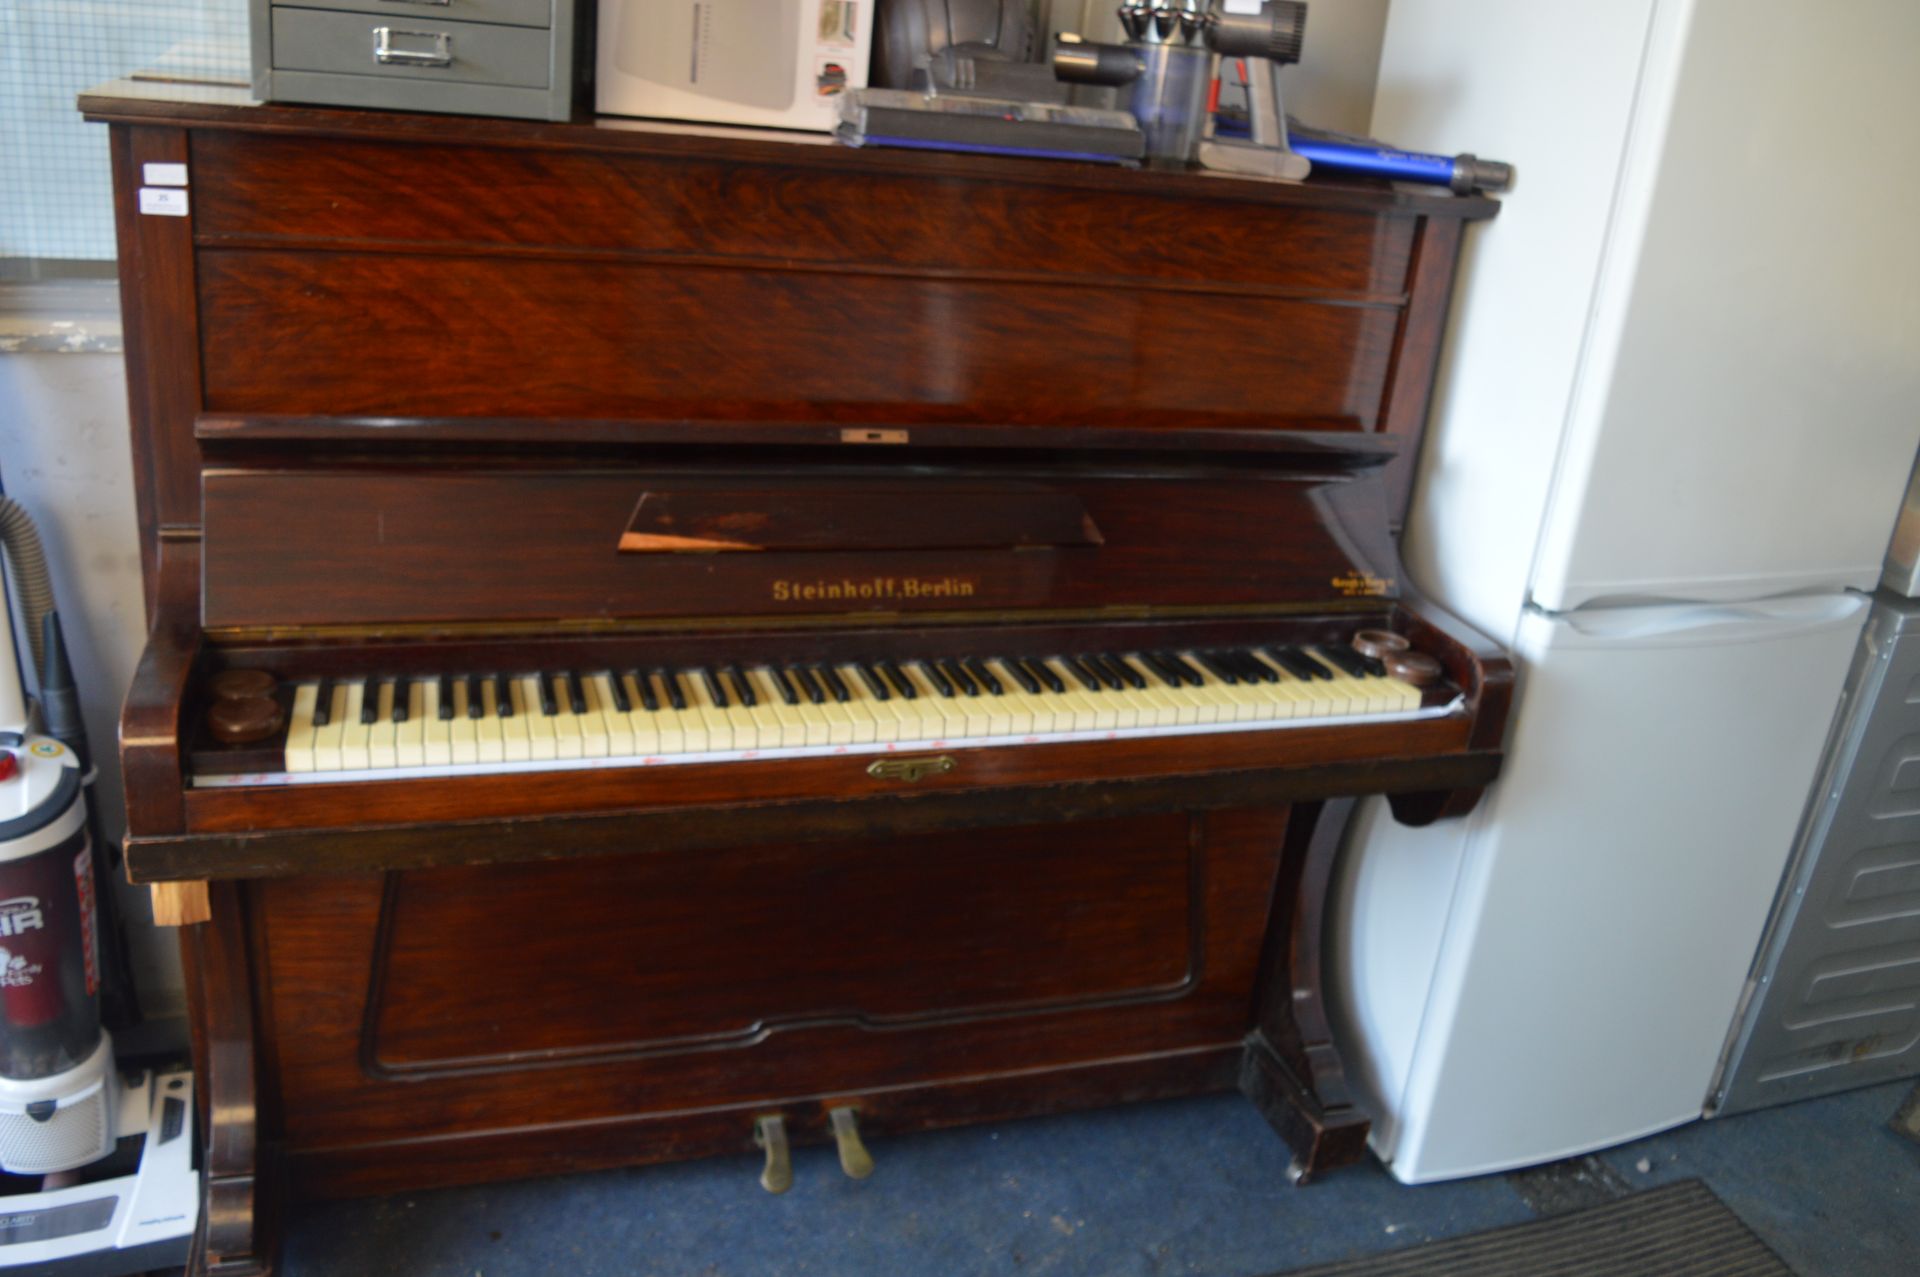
<box><xmin>501</xmin><ymin>678</ymin><xmax>533</xmax><ymax>761</ymax></box>
<box><xmin>548</xmin><ymin>673</ymin><xmax>585</xmax><ymax>759</ymax></box>
<box><xmin>312</xmin><ymin>684</ymin><xmax>348</xmax><ymax>771</ymax></box>
<box><xmin>284</xmin><ymin>683</ymin><xmax>320</xmax><ymax>773</ymax></box>
<box><xmin>367</xmin><ymin>681</ymin><xmax>398</xmax><ymax>768</ymax></box>
<box><xmin>449</xmin><ymin>679</ymin><xmax>479</xmax><ymax>765</ymax></box>
<box><xmin>395</xmin><ymin>681</ymin><xmax>427</xmax><ymax>767</ymax></box>
<box><xmin>519</xmin><ymin>675</ymin><xmax>557</xmax><ymax>760</ymax></box>
<box><xmin>422</xmin><ymin>679</ymin><xmax>453</xmax><ymax>766</ymax></box>
<box><xmin>590</xmin><ymin>674</ymin><xmax>636</xmax><ymax>757</ymax></box>
<box><xmin>477</xmin><ymin>679</ymin><xmax>507</xmax><ymax>762</ymax></box>
<box><xmin>338</xmin><ymin>681</ymin><xmax>372</xmax><ymax>770</ymax></box>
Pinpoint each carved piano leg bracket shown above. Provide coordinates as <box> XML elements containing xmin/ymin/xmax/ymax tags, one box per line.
<box><xmin>1238</xmin><ymin>1031</ymin><xmax>1370</xmax><ymax>1183</ymax></box>
<box><xmin>184</xmin><ymin>881</ymin><xmax>278</xmax><ymax>1277</ymax></box>
<box><xmin>1237</xmin><ymin>795</ymin><xmax>1374</xmax><ymax>1184</ymax></box>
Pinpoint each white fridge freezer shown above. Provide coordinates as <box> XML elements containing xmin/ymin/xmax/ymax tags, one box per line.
<box><xmin>1332</xmin><ymin>0</ymin><xmax>1920</xmax><ymax>1182</ymax></box>
<box><xmin>1333</xmin><ymin>594</ymin><xmax>1868</xmax><ymax>1182</ymax></box>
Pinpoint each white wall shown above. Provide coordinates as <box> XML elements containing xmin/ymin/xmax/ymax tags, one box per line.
<box><xmin>0</xmin><ymin>349</ymin><xmax>185</xmax><ymax>1017</ymax></box>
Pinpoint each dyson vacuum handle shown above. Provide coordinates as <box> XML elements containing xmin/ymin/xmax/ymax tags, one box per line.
<box><xmin>1204</xmin><ymin>1</ymin><xmax>1305</xmax><ymax>151</ymax></box>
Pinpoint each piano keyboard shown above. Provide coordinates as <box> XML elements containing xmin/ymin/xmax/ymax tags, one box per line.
<box><xmin>200</xmin><ymin>646</ymin><xmax>1454</xmax><ymax>787</ymax></box>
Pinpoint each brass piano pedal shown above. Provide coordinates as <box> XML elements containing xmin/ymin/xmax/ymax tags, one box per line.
<box><xmin>754</xmin><ymin>1114</ymin><xmax>793</xmax><ymax>1195</ymax></box>
<box><xmin>828</xmin><ymin>1105</ymin><xmax>875</xmax><ymax>1180</ymax></box>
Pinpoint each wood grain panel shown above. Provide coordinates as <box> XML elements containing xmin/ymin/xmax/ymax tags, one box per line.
<box><xmin>255</xmin><ymin>809</ymin><xmax>1284</xmax><ymax>1160</ymax></box>
<box><xmin>370</xmin><ymin>814</ymin><xmax>1193</xmax><ymax>1068</ymax></box>
<box><xmin>116</xmin><ymin>126</ymin><xmax>205</xmax><ymax>542</ymax></box>
<box><xmin>195</xmin><ymin>250</ymin><xmax>1401</xmax><ymax>426</ymax></box>
<box><xmin>189</xmin><ymin>132</ymin><xmax>1417</xmax><ymax>298</ymax></box>
<box><xmin>199</xmin><ymin>466</ymin><xmax>1396</xmax><ymax>627</ymax></box>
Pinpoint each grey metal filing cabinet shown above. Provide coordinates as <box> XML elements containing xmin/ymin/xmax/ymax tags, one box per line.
<box><xmin>1711</xmin><ymin>590</ymin><xmax>1920</xmax><ymax>1114</ymax></box>
<box><xmin>250</xmin><ymin>0</ymin><xmax>586</xmax><ymax>121</ymax></box>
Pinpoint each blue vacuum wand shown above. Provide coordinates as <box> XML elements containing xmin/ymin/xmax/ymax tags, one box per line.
<box><xmin>1287</xmin><ymin>133</ymin><xmax>1513</xmax><ymax>194</ymax></box>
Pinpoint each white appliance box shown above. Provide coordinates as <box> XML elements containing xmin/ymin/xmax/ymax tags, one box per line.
<box><xmin>597</xmin><ymin>0</ymin><xmax>873</xmax><ymax>132</ymax></box>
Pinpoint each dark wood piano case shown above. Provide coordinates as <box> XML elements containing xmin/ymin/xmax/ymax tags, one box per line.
<box><xmin>88</xmin><ymin>89</ymin><xmax>1507</xmax><ymax>1277</ymax></box>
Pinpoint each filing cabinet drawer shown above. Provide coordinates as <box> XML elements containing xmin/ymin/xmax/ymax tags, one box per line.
<box><xmin>271</xmin><ymin>6</ymin><xmax>552</xmax><ymax>88</ymax></box>
<box><xmin>281</xmin><ymin>0</ymin><xmax>552</xmax><ymax>28</ymax></box>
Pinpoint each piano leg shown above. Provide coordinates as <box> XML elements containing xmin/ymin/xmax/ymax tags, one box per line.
<box><xmin>1239</xmin><ymin>797</ymin><xmax>1371</xmax><ymax>1184</ymax></box>
<box><xmin>182</xmin><ymin>880</ymin><xmax>277</xmax><ymax>1277</ymax></box>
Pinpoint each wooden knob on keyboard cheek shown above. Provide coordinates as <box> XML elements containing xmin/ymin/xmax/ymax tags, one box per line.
<box><xmin>1384</xmin><ymin>651</ymin><xmax>1442</xmax><ymax>688</ymax></box>
<box><xmin>209</xmin><ymin>695</ymin><xmax>285</xmax><ymax>745</ymax></box>
<box><xmin>210</xmin><ymin>668</ymin><xmax>277</xmax><ymax>701</ymax></box>
<box><xmin>1352</xmin><ymin>629</ymin><xmax>1411</xmax><ymax>661</ymax></box>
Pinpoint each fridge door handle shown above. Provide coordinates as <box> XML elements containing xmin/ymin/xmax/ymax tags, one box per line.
<box><xmin>1549</xmin><ymin>593</ymin><xmax>1868</xmax><ymax>646</ymax></box>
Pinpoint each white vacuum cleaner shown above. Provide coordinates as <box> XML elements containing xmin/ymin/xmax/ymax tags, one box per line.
<box><xmin>0</xmin><ymin>494</ymin><xmax>196</xmax><ymax>1273</ymax></box>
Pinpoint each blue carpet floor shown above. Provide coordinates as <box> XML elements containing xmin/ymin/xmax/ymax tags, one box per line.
<box><xmin>281</xmin><ymin>1081</ymin><xmax>1920</xmax><ymax>1277</ymax></box>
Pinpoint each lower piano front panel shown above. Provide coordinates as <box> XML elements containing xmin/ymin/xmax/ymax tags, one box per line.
<box><xmin>254</xmin><ymin>807</ymin><xmax>1290</xmax><ymax>1197</ymax></box>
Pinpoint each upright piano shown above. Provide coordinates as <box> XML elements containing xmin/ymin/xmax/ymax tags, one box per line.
<box><xmin>86</xmin><ymin>88</ymin><xmax>1509</xmax><ymax>1276</ymax></box>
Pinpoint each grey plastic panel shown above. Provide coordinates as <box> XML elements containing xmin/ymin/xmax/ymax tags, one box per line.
<box><xmin>285</xmin><ymin>0</ymin><xmax>552</xmax><ymax>28</ymax></box>
<box><xmin>272</xmin><ymin>7</ymin><xmax>551</xmax><ymax>87</ymax></box>
<box><xmin>1712</xmin><ymin>591</ymin><xmax>1920</xmax><ymax>1115</ymax></box>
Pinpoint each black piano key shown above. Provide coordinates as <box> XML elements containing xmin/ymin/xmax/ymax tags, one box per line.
<box><xmin>1139</xmin><ymin>653</ymin><xmax>1182</xmax><ymax>687</ymax></box>
<box><xmin>701</xmin><ymin>667</ymin><xmax>730</xmax><ymax>710</ymax></box>
<box><xmin>1234</xmin><ymin>651</ymin><xmax>1279</xmax><ymax>683</ymax></box>
<box><xmin>1084</xmin><ymin>656</ymin><xmax>1124</xmax><ymax>691</ymax></box>
<box><xmin>768</xmin><ymin>666</ymin><xmax>800</xmax><ymax>706</ymax></box>
<box><xmin>818</xmin><ymin>665</ymin><xmax>851</xmax><ymax>703</ymax></box>
<box><xmin>1313</xmin><ymin>644</ymin><xmax>1369</xmax><ymax>678</ymax></box>
<box><xmin>1003</xmin><ymin>658</ymin><xmax>1041</xmax><ymax>695</ymax></box>
<box><xmin>565</xmin><ymin>670</ymin><xmax>588</xmax><ymax>714</ymax></box>
<box><xmin>964</xmin><ymin>657</ymin><xmax>1003</xmax><ymax>695</ymax></box>
<box><xmin>1214</xmin><ymin>651</ymin><xmax>1261</xmax><ymax>684</ymax></box>
<box><xmin>390</xmin><ymin>675</ymin><xmax>410</xmax><ymax>723</ymax></box>
<box><xmin>1161</xmin><ymin>652</ymin><xmax>1208</xmax><ymax>687</ymax></box>
<box><xmin>1026</xmin><ymin>658</ymin><xmax>1066</xmax><ymax>694</ymax></box>
<box><xmin>1269</xmin><ymin>645</ymin><xmax>1331</xmax><ymax>681</ymax></box>
<box><xmin>312</xmin><ymin>678</ymin><xmax>334</xmax><ymax>727</ymax></box>
<box><xmin>1296</xmin><ymin>647</ymin><xmax>1336</xmax><ymax>680</ymax></box>
<box><xmin>1102</xmin><ymin>654</ymin><xmax>1145</xmax><ymax>689</ymax></box>
<box><xmin>1195</xmin><ymin>652</ymin><xmax>1241</xmax><ymax>685</ymax></box>
<box><xmin>438</xmin><ymin>672</ymin><xmax>456</xmax><ymax>720</ymax></box>
<box><xmin>940</xmin><ymin>658</ymin><xmax>978</xmax><ymax>697</ymax></box>
<box><xmin>879</xmin><ymin>660</ymin><xmax>918</xmax><ymax>700</ymax></box>
<box><xmin>359</xmin><ymin>676</ymin><xmax>379</xmax><ymax>724</ymax></box>
<box><xmin>1360</xmin><ymin>653</ymin><xmax>1388</xmax><ymax>677</ymax></box>
<box><xmin>495</xmin><ymin>672</ymin><xmax>515</xmax><ymax>716</ymax></box>
<box><xmin>602</xmin><ymin>672</ymin><xmax>628</xmax><ymax>713</ymax></box>
<box><xmin>1062</xmin><ymin>657</ymin><xmax>1101</xmax><ymax>692</ymax></box>
<box><xmin>922</xmin><ymin>661</ymin><xmax>956</xmax><ymax>697</ymax></box>
<box><xmin>465</xmin><ymin>673</ymin><xmax>486</xmax><ymax>719</ymax></box>
<box><xmin>790</xmin><ymin>665</ymin><xmax>824</xmax><ymax>705</ymax></box>
<box><xmin>726</xmin><ymin>666</ymin><xmax>756</xmax><ymax>708</ymax></box>
<box><xmin>661</xmin><ymin>669</ymin><xmax>688</xmax><ymax>711</ymax></box>
<box><xmin>633</xmin><ymin>671</ymin><xmax>659</xmax><ymax>712</ymax></box>
<box><xmin>856</xmin><ymin>662</ymin><xmax>891</xmax><ymax>701</ymax></box>
<box><xmin>534</xmin><ymin>673</ymin><xmax>556</xmax><ymax>715</ymax></box>
<box><xmin>1261</xmin><ymin>646</ymin><xmax>1310</xmax><ymax>680</ymax></box>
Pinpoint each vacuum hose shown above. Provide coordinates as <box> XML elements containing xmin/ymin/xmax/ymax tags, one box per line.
<box><xmin>0</xmin><ymin>496</ymin><xmax>54</xmax><ymax>676</ymax></box>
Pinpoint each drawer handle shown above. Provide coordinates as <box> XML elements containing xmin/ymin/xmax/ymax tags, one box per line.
<box><xmin>381</xmin><ymin>0</ymin><xmax>451</xmax><ymax>5</ymax></box>
<box><xmin>372</xmin><ymin>26</ymin><xmax>453</xmax><ymax>67</ymax></box>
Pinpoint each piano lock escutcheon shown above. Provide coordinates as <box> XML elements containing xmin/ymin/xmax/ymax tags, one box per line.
<box><xmin>867</xmin><ymin>755</ymin><xmax>957</xmax><ymax>784</ymax></box>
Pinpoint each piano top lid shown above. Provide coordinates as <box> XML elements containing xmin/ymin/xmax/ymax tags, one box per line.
<box><xmin>76</xmin><ymin>81</ymin><xmax>1501</xmax><ymax>224</ymax></box>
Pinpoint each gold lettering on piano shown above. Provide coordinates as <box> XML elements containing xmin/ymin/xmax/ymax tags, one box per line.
<box><xmin>771</xmin><ymin>576</ymin><xmax>979</xmax><ymax>603</ymax></box>
<box><xmin>1332</xmin><ymin>572</ymin><xmax>1394</xmax><ymax>597</ymax></box>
